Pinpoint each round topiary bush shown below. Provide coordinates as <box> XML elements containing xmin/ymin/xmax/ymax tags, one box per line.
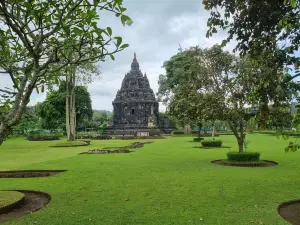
<box><xmin>201</xmin><ymin>140</ymin><xmax>222</xmax><ymax>147</ymax></box>
<box><xmin>227</xmin><ymin>152</ymin><xmax>260</xmax><ymax>162</ymax></box>
<box><xmin>193</xmin><ymin>137</ymin><xmax>204</xmax><ymax>142</ymax></box>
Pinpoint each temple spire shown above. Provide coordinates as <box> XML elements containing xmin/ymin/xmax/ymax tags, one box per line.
<box><xmin>131</xmin><ymin>52</ymin><xmax>139</xmax><ymax>69</ymax></box>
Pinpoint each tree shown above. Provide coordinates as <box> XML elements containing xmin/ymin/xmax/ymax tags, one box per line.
<box><xmin>269</xmin><ymin>103</ymin><xmax>292</xmax><ymax>130</ymax></box>
<box><xmin>0</xmin><ymin>0</ymin><xmax>132</xmax><ymax>145</ymax></box>
<box><xmin>203</xmin><ymin>0</ymin><xmax>298</xmax><ymax>62</ymax></box>
<box><xmin>159</xmin><ymin>45</ymin><xmax>257</xmax><ymax>152</ymax></box>
<box><xmin>37</xmin><ymin>82</ymin><xmax>93</xmax><ymax>130</ymax></box>
<box><xmin>14</xmin><ymin>106</ymin><xmax>42</xmax><ymax>136</ymax></box>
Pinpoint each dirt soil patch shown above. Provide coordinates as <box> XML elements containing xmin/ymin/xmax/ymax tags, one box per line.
<box><xmin>102</xmin><ymin>142</ymin><xmax>152</xmax><ymax>150</ymax></box>
<box><xmin>80</xmin><ymin>142</ymin><xmax>152</xmax><ymax>155</ymax></box>
<box><xmin>0</xmin><ymin>190</ymin><xmax>51</xmax><ymax>223</ymax></box>
<box><xmin>82</xmin><ymin>149</ymin><xmax>131</xmax><ymax>154</ymax></box>
<box><xmin>0</xmin><ymin>170</ymin><xmax>66</xmax><ymax>178</ymax></box>
<box><xmin>211</xmin><ymin>160</ymin><xmax>278</xmax><ymax>167</ymax></box>
<box><xmin>278</xmin><ymin>199</ymin><xmax>300</xmax><ymax>225</ymax></box>
<box><xmin>193</xmin><ymin>146</ymin><xmax>231</xmax><ymax>149</ymax></box>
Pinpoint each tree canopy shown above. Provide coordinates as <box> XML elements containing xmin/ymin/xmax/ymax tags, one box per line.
<box><xmin>37</xmin><ymin>82</ymin><xmax>93</xmax><ymax>130</ymax></box>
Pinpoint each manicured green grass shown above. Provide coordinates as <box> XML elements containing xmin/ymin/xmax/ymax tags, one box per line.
<box><xmin>0</xmin><ymin>134</ymin><xmax>298</xmax><ymax>224</ymax></box>
<box><xmin>0</xmin><ymin>191</ymin><xmax>24</xmax><ymax>208</ymax></box>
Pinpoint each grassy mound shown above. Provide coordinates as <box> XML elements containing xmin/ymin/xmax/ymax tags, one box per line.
<box><xmin>0</xmin><ymin>191</ymin><xmax>24</xmax><ymax>208</ymax></box>
<box><xmin>50</xmin><ymin>140</ymin><xmax>90</xmax><ymax>147</ymax></box>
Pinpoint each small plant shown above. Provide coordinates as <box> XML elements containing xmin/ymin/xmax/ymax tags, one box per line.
<box><xmin>201</xmin><ymin>140</ymin><xmax>222</xmax><ymax>147</ymax></box>
<box><xmin>172</xmin><ymin>130</ymin><xmax>184</xmax><ymax>135</ymax></box>
<box><xmin>193</xmin><ymin>137</ymin><xmax>204</xmax><ymax>142</ymax></box>
<box><xmin>227</xmin><ymin>152</ymin><xmax>260</xmax><ymax>162</ymax></box>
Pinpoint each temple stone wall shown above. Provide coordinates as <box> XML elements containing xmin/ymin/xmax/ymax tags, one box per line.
<box><xmin>109</xmin><ymin>53</ymin><xmax>174</xmax><ymax>135</ymax></box>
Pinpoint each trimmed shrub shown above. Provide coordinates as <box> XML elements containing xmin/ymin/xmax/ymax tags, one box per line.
<box><xmin>172</xmin><ymin>130</ymin><xmax>184</xmax><ymax>135</ymax></box>
<box><xmin>227</xmin><ymin>152</ymin><xmax>260</xmax><ymax>162</ymax></box>
<box><xmin>193</xmin><ymin>137</ymin><xmax>204</xmax><ymax>142</ymax></box>
<box><xmin>76</xmin><ymin>135</ymin><xmax>112</xmax><ymax>140</ymax></box>
<box><xmin>27</xmin><ymin>136</ymin><xmax>59</xmax><ymax>141</ymax></box>
<box><xmin>201</xmin><ymin>140</ymin><xmax>222</xmax><ymax>147</ymax></box>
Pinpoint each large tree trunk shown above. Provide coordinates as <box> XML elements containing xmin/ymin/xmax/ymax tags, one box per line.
<box><xmin>259</xmin><ymin>95</ymin><xmax>269</xmax><ymax>130</ymax></box>
<box><xmin>67</xmin><ymin>67</ymin><xmax>76</xmax><ymax>141</ymax></box>
<box><xmin>0</xmin><ymin>123</ymin><xmax>9</xmax><ymax>145</ymax></box>
<box><xmin>69</xmin><ymin>91</ymin><xmax>76</xmax><ymax>141</ymax></box>
<box><xmin>238</xmin><ymin>139</ymin><xmax>244</xmax><ymax>152</ymax></box>
<box><xmin>65</xmin><ymin>76</ymin><xmax>71</xmax><ymax>140</ymax></box>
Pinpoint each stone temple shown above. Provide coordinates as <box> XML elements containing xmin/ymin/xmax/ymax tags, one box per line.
<box><xmin>106</xmin><ymin>53</ymin><xmax>174</xmax><ymax>135</ymax></box>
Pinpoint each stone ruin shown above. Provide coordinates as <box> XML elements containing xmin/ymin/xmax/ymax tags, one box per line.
<box><xmin>105</xmin><ymin>53</ymin><xmax>174</xmax><ymax>135</ymax></box>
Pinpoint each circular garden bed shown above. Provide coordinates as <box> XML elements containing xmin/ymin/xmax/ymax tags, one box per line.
<box><xmin>211</xmin><ymin>159</ymin><xmax>278</xmax><ymax>167</ymax></box>
<box><xmin>0</xmin><ymin>190</ymin><xmax>51</xmax><ymax>223</ymax></box>
<box><xmin>211</xmin><ymin>152</ymin><xmax>278</xmax><ymax>167</ymax></box>
<box><xmin>0</xmin><ymin>170</ymin><xmax>67</xmax><ymax>178</ymax></box>
<box><xmin>278</xmin><ymin>199</ymin><xmax>300</xmax><ymax>225</ymax></box>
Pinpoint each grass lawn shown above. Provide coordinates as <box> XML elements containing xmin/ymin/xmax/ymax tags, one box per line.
<box><xmin>0</xmin><ymin>134</ymin><xmax>298</xmax><ymax>225</ymax></box>
<box><xmin>0</xmin><ymin>191</ymin><xmax>24</xmax><ymax>208</ymax></box>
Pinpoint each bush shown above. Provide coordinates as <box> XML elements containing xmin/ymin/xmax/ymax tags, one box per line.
<box><xmin>227</xmin><ymin>152</ymin><xmax>260</xmax><ymax>162</ymax></box>
<box><xmin>172</xmin><ymin>130</ymin><xmax>184</xmax><ymax>135</ymax></box>
<box><xmin>76</xmin><ymin>135</ymin><xmax>112</xmax><ymax>140</ymax></box>
<box><xmin>191</xmin><ymin>130</ymin><xmax>199</xmax><ymax>134</ymax></box>
<box><xmin>27</xmin><ymin>136</ymin><xmax>59</xmax><ymax>141</ymax></box>
<box><xmin>193</xmin><ymin>137</ymin><xmax>204</xmax><ymax>142</ymax></box>
<box><xmin>201</xmin><ymin>140</ymin><xmax>222</xmax><ymax>147</ymax></box>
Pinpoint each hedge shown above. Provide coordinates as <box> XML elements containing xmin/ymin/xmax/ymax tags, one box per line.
<box><xmin>172</xmin><ymin>131</ymin><xmax>184</xmax><ymax>135</ymax></box>
<box><xmin>201</xmin><ymin>140</ymin><xmax>222</xmax><ymax>147</ymax></box>
<box><xmin>76</xmin><ymin>135</ymin><xmax>112</xmax><ymax>140</ymax></box>
<box><xmin>193</xmin><ymin>137</ymin><xmax>204</xmax><ymax>142</ymax></box>
<box><xmin>227</xmin><ymin>152</ymin><xmax>260</xmax><ymax>162</ymax></box>
<box><xmin>27</xmin><ymin>136</ymin><xmax>59</xmax><ymax>141</ymax></box>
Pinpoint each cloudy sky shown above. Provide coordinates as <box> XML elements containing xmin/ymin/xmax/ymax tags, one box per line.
<box><xmin>2</xmin><ymin>0</ymin><xmax>235</xmax><ymax>112</ymax></box>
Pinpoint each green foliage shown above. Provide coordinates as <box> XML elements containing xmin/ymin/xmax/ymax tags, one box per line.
<box><xmin>227</xmin><ymin>152</ymin><xmax>260</xmax><ymax>162</ymax></box>
<box><xmin>37</xmin><ymin>82</ymin><xmax>93</xmax><ymax>129</ymax></box>
<box><xmin>172</xmin><ymin>130</ymin><xmax>184</xmax><ymax>135</ymax></box>
<box><xmin>27</xmin><ymin>136</ymin><xmax>60</xmax><ymax>141</ymax></box>
<box><xmin>203</xmin><ymin>0</ymin><xmax>298</xmax><ymax>61</ymax></box>
<box><xmin>284</xmin><ymin>142</ymin><xmax>300</xmax><ymax>152</ymax></box>
<box><xmin>193</xmin><ymin>137</ymin><xmax>204</xmax><ymax>142</ymax></box>
<box><xmin>201</xmin><ymin>140</ymin><xmax>222</xmax><ymax>147</ymax></box>
<box><xmin>292</xmin><ymin>107</ymin><xmax>300</xmax><ymax>129</ymax></box>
